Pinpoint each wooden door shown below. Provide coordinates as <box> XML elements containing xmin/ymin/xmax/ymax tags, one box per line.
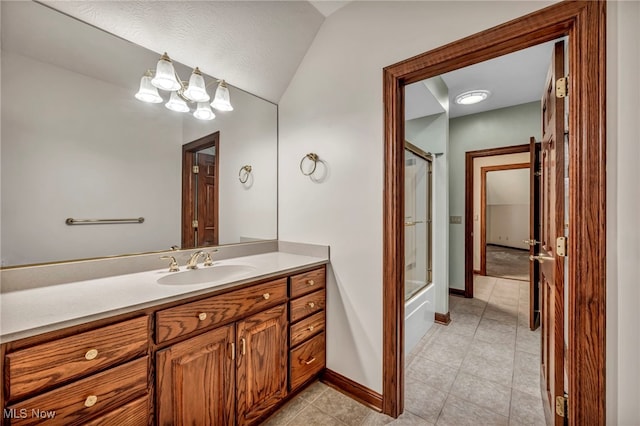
<box><xmin>236</xmin><ymin>304</ymin><xmax>288</xmax><ymax>425</ymax></box>
<box><xmin>156</xmin><ymin>325</ymin><xmax>235</xmax><ymax>426</ymax></box>
<box><xmin>536</xmin><ymin>40</ymin><xmax>566</xmax><ymax>425</ymax></box>
<box><xmin>529</xmin><ymin>136</ymin><xmax>541</xmax><ymax>330</ymax></box>
<box><xmin>197</xmin><ymin>152</ymin><xmax>218</xmax><ymax>247</ymax></box>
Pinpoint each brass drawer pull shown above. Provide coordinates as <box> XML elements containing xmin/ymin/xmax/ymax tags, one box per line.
<box><xmin>263</xmin><ymin>293</ymin><xmax>270</xmax><ymax>300</ymax></box>
<box><xmin>308</xmin><ymin>325</ymin><xmax>315</xmax><ymax>332</ymax></box>
<box><xmin>241</xmin><ymin>338</ymin><xmax>246</xmax><ymax>355</ymax></box>
<box><xmin>84</xmin><ymin>349</ymin><xmax>98</xmax><ymax>360</ymax></box>
<box><xmin>307</xmin><ymin>279</ymin><xmax>315</xmax><ymax>286</ymax></box>
<box><xmin>198</xmin><ymin>312</ymin><xmax>207</xmax><ymax>321</ymax></box>
<box><xmin>308</xmin><ymin>302</ymin><xmax>315</xmax><ymax>308</ymax></box>
<box><xmin>84</xmin><ymin>395</ymin><xmax>98</xmax><ymax>407</ymax></box>
<box><xmin>304</xmin><ymin>357</ymin><xmax>316</xmax><ymax>365</ymax></box>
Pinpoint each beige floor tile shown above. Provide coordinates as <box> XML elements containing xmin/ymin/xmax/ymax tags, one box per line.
<box><xmin>447</xmin><ymin>312</ymin><xmax>481</xmax><ymax>337</ymax></box>
<box><xmin>296</xmin><ymin>380</ymin><xmax>329</xmax><ymax>403</ymax></box>
<box><xmin>287</xmin><ymin>404</ymin><xmax>347</xmax><ymax>426</ymax></box>
<box><xmin>483</xmin><ymin>306</ymin><xmax>519</xmax><ymax>324</ymax></box>
<box><xmin>515</xmin><ymin>327</ymin><xmax>541</xmax><ymax>355</ymax></box>
<box><xmin>467</xmin><ymin>338</ymin><xmax>515</xmax><ymax>365</ymax></box>
<box><xmin>509</xmin><ymin>389</ymin><xmax>546</xmax><ymax>425</ymax></box>
<box><xmin>404</xmin><ymin>375</ymin><xmax>448</xmax><ymax>423</ymax></box>
<box><xmin>418</xmin><ymin>340</ymin><xmax>467</xmax><ymax>368</ymax></box>
<box><xmin>449</xmin><ymin>372</ymin><xmax>512</xmax><ymax>417</ymax></box>
<box><xmin>312</xmin><ymin>387</ymin><xmax>372</xmax><ymax>426</ymax></box>
<box><xmin>363</xmin><ymin>410</ymin><xmax>435</xmax><ymax>426</ymax></box>
<box><xmin>262</xmin><ymin>397</ymin><xmax>310</xmax><ymax>425</ymax></box>
<box><xmin>436</xmin><ymin>394</ymin><xmax>508</xmax><ymax>426</ymax></box>
<box><xmin>474</xmin><ymin>319</ymin><xmax>517</xmax><ymax>346</ymax></box>
<box><xmin>460</xmin><ymin>352</ymin><xmax>514</xmax><ymax>387</ymax></box>
<box><xmin>407</xmin><ymin>356</ymin><xmax>459</xmax><ymax>393</ymax></box>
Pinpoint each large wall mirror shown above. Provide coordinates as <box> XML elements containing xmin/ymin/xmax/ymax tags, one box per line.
<box><xmin>1</xmin><ymin>1</ymin><xmax>278</xmax><ymax>267</ymax></box>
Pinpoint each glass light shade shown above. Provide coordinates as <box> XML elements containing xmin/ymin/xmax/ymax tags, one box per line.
<box><xmin>151</xmin><ymin>53</ymin><xmax>181</xmax><ymax>91</ymax></box>
<box><xmin>211</xmin><ymin>80</ymin><xmax>234</xmax><ymax>111</ymax></box>
<box><xmin>165</xmin><ymin>91</ymin><xmax>190</xmax><ymax>113</ymax></box>
<box><xmin>183</xmin><ymin>68</ymin><xmax>210</xmax><ymax>102</ymax></box>
<box><xmin>455</xmin><ymin>90</ymin><xmax>490</xmax><ymax>105</ymax></box>
<box><xmin>193</xmin><ymin>102</ymin><xmax>216</xmax><ymax>121</ymax></box>
<box><xmin>134</xmin><ymin>73</ymin><xmax>163</xmax><ymax>103</ymax></box>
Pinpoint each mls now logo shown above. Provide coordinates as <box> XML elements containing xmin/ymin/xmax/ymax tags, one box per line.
<box><xmin>4</xmin><ymin>408</ymin><xmax>56</xmax><ymax>419</ymax></box>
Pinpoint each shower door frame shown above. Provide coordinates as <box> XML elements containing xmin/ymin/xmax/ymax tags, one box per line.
<box><xmin>404</xmin><ymin>141</ymin><xmax>433</xmax><ymax>301</ymax></box>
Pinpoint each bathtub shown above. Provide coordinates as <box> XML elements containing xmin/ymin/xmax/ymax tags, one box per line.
<box><xmin>405</xmin><ymin>281</ymin><xmax>435</xmax><ymax>355</ymax></box>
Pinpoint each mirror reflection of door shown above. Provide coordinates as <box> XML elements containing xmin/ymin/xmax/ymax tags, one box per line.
<box><xmin>182</xmin><ymin>132</ymin><xmax>219</xmax><ymax>249</ymax></box>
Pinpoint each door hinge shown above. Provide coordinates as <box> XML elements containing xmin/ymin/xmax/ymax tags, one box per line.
<box><xmin>192</xmin><ymin>165</ymin><xmax>199</xmax><ymax>174</ymax></box>
<box><xmin>534</xmin><ymin>170</ymin><xmax>542</xmax><ymax>177</ymax></box>
<box><xmin>556</xmin><ymin>236</ymin><xmax>567</xmax><ymax>257</ymax></box>
<box><xmin>192</xmin><ymin>220</ymin><xmax>198</xmax><ymax>229</ymax></box>
<box><xmin>555</xmin><ymin>395</ymin><xmax>568</xmax><ymax>418</ymax></box>
<box><xmin>556</xmin><ymin>77</ymin><xmax>568</xmax><ymax>98</ymax></box>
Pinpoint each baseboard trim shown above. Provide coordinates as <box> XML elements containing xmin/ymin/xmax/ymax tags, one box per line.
<box><xmin>473</xmin><ymin>269</ymin><xmax>482</xmax><ymax>275</ymax></box>
<box><xmin>449</xmin><ymin>288</ymin><xmax>465</xmax><ymax>296</ymax></box>
<box><xmin>321</xmin><ymin>369</ymin><xmax>383</xmax><ymax>412</ymax></box>
<box><xmin>435</xmin><ymin>312</ymin><xmax>451</xmax><ymax>325</ymax></box>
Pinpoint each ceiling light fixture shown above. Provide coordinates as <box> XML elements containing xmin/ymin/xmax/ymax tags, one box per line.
<box><xmin>455</xmin><ymin>90</ymin><xmax>491</xmax><ymax>105</ymax></box>
<box><xmin>135</xmin><ymin>52</ymin><xmax>233</xmax><ymax>120</ymax></box>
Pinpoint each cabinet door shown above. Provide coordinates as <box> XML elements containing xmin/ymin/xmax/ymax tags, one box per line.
<box><xmin>156</xmin><ymin>325</ymin><xmax>234</xmax><ymax>426</ymax></box>
<box><xmin>236</xmin><ymin>304</ymin><xmax>288</xmax><ymax>425</ymax></box>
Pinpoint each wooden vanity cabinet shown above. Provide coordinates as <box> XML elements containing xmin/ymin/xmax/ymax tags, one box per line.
<box><xmin>1</xmin><ymin>264</ymin><xmax>327</xmax><ymax>426</ymax></box>
<box><xmin>236</xmin><ymin>304</ymin><xmax>288</xmax><ymax>425</ymax></box>
<box><xmin>156</xmin><ymin>325</ymin><xmax>235</xmax><ymax>426</ymax></box>
<box><xmin>1</xmin><ymin>316</ymin><xmax>150</xmax><ymax>426</ymax></box>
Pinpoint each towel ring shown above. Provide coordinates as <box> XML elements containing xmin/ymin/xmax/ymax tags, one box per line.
<box><xmin>300</xmin><ymin>153</ymin><xmax>319</xmax><ymax>176</ymax></box>
<box><xmin>238</xmin><ymin>165</ymin><xmax>252</xmax><ymax>183</ymax></box>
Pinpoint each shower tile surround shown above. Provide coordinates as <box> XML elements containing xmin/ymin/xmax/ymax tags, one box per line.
<box><xmin>0</xmin><ymin>241</ymin><xmax>329</xmax><ymax>342</ymax></box>
<box><xmin>264</xmin><ymin>275</ymin><xmax>544</xmax><ymax>425</ymax></box>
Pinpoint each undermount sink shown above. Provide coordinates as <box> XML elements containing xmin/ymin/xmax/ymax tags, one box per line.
<box><xmin>157</xmin><ymin>264</ymin><xmax>255</xmax><ymax>286</ymax></box>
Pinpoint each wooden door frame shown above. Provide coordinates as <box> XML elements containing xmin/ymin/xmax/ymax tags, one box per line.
<box><xmin>181</xmin><ymin>131</ymin><xmax>220</xmax><ymax>249</ymax></box>
<box><xmin>382</xmin><ymin>1</ymin><xmax>606</xmax><ymax>423</ymax></box>
<box><xmin>466</xmin><ymin>144</ymin><xmax>531</xmax><ymax>285</ymax></box>
<box><xmin>480</xmin><ymin>162</ymin><xmax>531</xmax><ymax>278</ymax></box>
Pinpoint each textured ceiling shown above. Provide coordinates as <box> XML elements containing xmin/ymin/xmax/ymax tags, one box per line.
<box><xmin>41</xmin><ymin>1</ymin><xmax>325</xmax><ymax>103</ymax></box>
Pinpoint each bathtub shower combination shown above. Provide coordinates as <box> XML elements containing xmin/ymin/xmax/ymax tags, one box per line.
<box><xmin>404</xmin><ymin>144</ymin><xmax>435</xmax><ymax>355</ymax></box>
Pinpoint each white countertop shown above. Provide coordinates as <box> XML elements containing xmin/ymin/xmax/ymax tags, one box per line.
<box><xmin>0</xmin><ymin>251</ymin><xmax>327</xmax><ymax>343</ymax></box>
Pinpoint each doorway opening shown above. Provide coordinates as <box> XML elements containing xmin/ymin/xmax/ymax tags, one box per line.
<box><xmin>382</xmin><ymin>2</ymin><xmax>606</xmax><ymax>424</ymax></box>
<box><xmin>181</xmin><ymin>131</ymin><xmax>220</xmax><ymax>249</ymax></box>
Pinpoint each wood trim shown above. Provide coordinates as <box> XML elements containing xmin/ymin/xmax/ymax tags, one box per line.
<box><xmin>473</xmin><ymin>269</ymin><xmax>482</xmax><ymax>275</ymax></box>
<box><xmin>434</xmin><ymin>312</ymin><xmax>451</xmax><ymax>325</ymax></box>
<box><xmin>480</xmin><ymin>162</ymin><xmax>530</xmax><ymax>276</ymax></box>
<box><xmin>181</xmin><ymin>132</ymin><xmax>220</xmax><ymax>249</ymax></box>
<box><xmin>321</xmin><ymin>369</ymin><xmax>383</xmax><ymax>412</ymax></box>
<box><xmin>465</xmin><ymin>144</ymin><xmax>530</xmax><ymax>299</ymax></box>
<box><xmin>449</xmin><ymin>288</ymin><xmax>466</xmax><ymax>297</ymax></box>
<box><xmin>382</xmin><ymin>1</ymin><xmax>606</xmax><ymax>422</ymax></box>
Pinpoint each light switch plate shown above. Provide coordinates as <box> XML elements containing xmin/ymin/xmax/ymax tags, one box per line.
<box><xmin>450</xmin><ymin>216</ymin><xmax>462</xmax><ymax>224</ymax></box>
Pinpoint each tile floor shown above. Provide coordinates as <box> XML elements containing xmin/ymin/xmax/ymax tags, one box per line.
<box><xmin>263</xmin><ymin>275</ymin><xmax>545</xmax><ymax>425</ymax></box>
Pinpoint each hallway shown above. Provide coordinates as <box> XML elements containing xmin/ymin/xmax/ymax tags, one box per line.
<box><xmin>264</xmin><ymin>275</ymin><xmax>544</xmax><ymax>425</ymax></box>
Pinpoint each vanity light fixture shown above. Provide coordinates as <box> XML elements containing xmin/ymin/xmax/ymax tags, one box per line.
<box><xmin>135</xmin><ymin>52</ymin><xmax>234</xmax><ymax>120</ymax></box>
<box><xmin>455</xmin><ymin>89</ymin><xmax>491</xmax><ymax>105</ymax></box>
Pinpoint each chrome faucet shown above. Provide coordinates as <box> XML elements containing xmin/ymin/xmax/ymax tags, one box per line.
<box><xmin>186</xmin><ymin>250</ymin><xmax>204</xmax><ymax>270</ymax></box>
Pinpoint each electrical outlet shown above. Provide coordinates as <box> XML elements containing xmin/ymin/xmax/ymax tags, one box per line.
<box><xmin>450</xmin><ymin>216</ymin><xmax>462</xmax><ymax>224</ymax></box>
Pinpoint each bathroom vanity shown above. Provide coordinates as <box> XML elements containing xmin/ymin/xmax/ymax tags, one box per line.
<box><xmin>0</xmin><ymin>252</ymin><xmax>327</xmax><ymax>426</ymax></box>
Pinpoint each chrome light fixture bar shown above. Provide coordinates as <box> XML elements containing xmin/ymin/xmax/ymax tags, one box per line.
<box><xmin>135</xmin><ymin>52</ymin><xmax>233</xmax><ymax>120</ymax></box>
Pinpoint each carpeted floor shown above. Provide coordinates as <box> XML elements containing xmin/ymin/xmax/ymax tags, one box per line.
<box><xmin>486</xmin><ymin>244</ymin><xmax>530</xmax><ymax>281</ymax></box>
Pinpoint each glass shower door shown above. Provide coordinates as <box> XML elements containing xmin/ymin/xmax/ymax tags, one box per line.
<box><xmin>404</xmin><ymin>145</ymin><xmax>432</xmax><ymax>301</ymax></box>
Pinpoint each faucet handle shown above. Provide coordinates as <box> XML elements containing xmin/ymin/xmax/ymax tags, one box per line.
<box><xmin>160</xmin><ymin>256</ymin><xmax>179</xmax><ymax>272</ymax></box>
<box><xmin>203</xmin><ymin>249</ymin><xmax>219</xmax><ymax>267</ymax></box>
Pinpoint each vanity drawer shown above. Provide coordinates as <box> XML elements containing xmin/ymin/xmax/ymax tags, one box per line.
<box><xmin>6</xmin><ymin>357</ymin><xmax>148</xmax><ymax>426</ymax></box>
<box><xmin>290</xmin><ymin>311</ymin><xmax>325</xmax><ymax>347</ymax></box>
<box><xmin>290</xmin><ymin>332</ymin><xmax>325</xmax><ymax>390</ymax></box>
<box><xmin>82</xmin><ymin>395</ymin><xmax>150</xmax><ymax>426</ymax></box>
<box><xmin>6</xmin><ymin>316</ymin><xmax>149</xmax><ymax>401</ymax></box>
<box><xmin>290</xmin><ymin>289</ymin><xmax>325</xmax><ymax>323</ymax></box>
<box><xmin>290</xmin><ymin>267</ymin><xmax>325</xmax><ymax>298</ymax></box>
<box><xmin>156</xmin><ymin>278</ymin><xmax>287</xmax><ymax>343</ymax></box>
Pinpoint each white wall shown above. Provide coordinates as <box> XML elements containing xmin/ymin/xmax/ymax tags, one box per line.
<box><xmin>451</xmin><ymin>102</ymin><xmax>540</xmax><ymax>289</ymax></box>
<box><xmin>279</xmin><ymin>0</ymin><xmax>555</xmax><ymax>394</ymax></box>
<box><xmin>1</xmin><ymin>52</ymin><xmax>183</xmax><ymax>265</ymax></box>
<box><xmin>486</xmin><ymin>168</ymin><xmax>529</xmax><ymax>249</ymax></box>
<box><xmin>606</xmin><ymin>1</ymin><xmax>640</xmax><ymax>424</ymax></box>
